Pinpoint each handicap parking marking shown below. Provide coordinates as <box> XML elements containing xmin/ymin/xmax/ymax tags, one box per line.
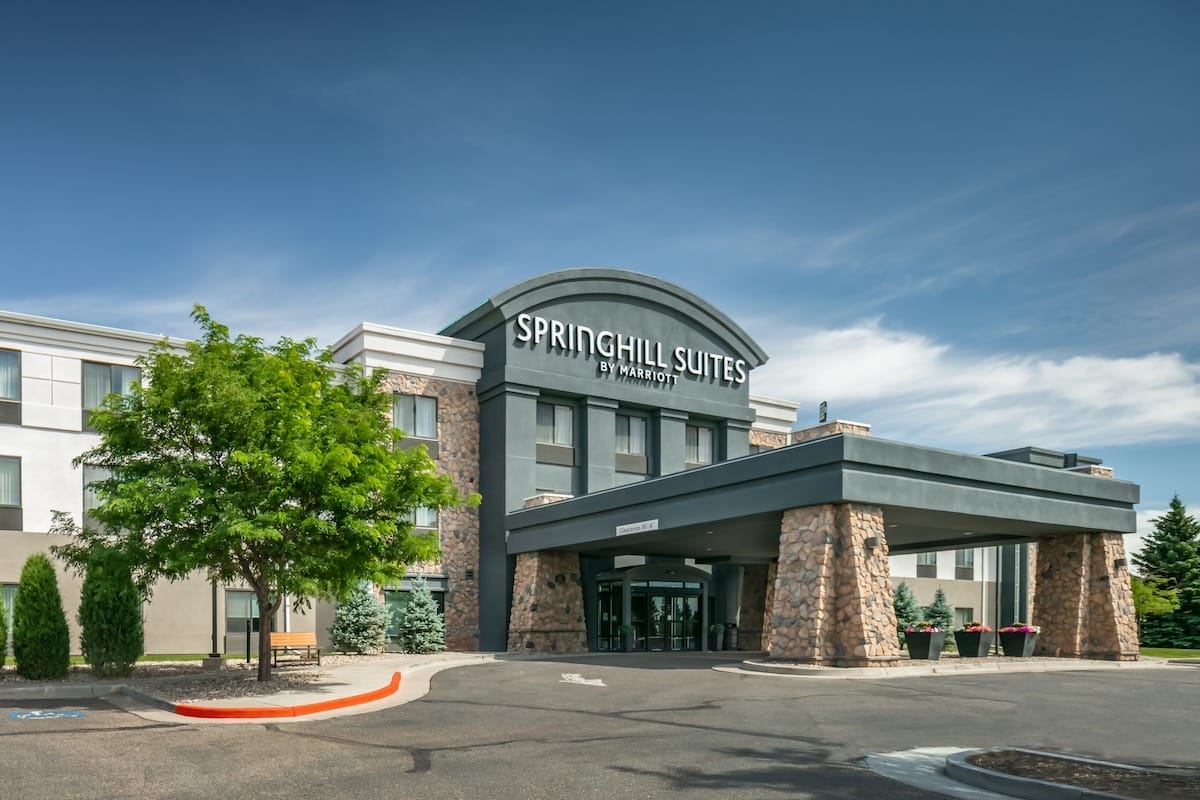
<box><xmin>9</xmin><ymin>709</ymin><xmax>88</xmax><ymax>720</ymax></box>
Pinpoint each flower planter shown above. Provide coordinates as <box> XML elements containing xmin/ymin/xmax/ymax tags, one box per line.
<box><xmin>999</xmin><ymin>631</ymin><xmax>1038</xmax><ymax>657</ymax></box>
<box><xmin>953</xmin><ymin>630</ymin><xmax>995</xmax><ymax>658</ymax></box>
<box><xmin>904</xmin><ymin>631</ymin><xmax>946</xmax><ymax>660</ymax></box>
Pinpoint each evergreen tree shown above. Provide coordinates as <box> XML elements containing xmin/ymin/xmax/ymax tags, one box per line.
<box><xmin>397</xmin><ymin>577</ymin><xmax>445</xmax><ymax>654</ymax></box>
<box><xmin>12</xmin><ymin>554</ymin><xmax>71</xmax><ymax>680</ymax></box>
<box><xmin>1132</xmin><ymin>496</ymin><xmax>1200</xmax><ymax>648</ymax></box>
<box><xmin>892</xmin><ymin>581</ymin><xmax>920</xmax><ymax>638</ymax></box>
<box><xmin>922</xmin><ymin>587</ymin><xmax>954</xmax><ymax>631</ymax></box>
<box><xmin>329</xmin><ymin>582</ymin><xmax>390</xmax><ymax>654</ymax></box>
<box><xmin>78</xmin><ymin>549</ymin><xmax>144</xmax><ymax>678</ymax></box>
<box><xmin>0</xmin><ymin>594</ymin><xmax>7</xmax><ymax>670</ymax></box>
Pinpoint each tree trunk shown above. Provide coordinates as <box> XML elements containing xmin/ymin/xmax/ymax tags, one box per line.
<box><xmin>256</xmin><ymin>595</ymin><xmax>278</xmax><ymax>682</ymax></box>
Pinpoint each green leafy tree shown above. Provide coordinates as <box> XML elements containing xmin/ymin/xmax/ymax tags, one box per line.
<box><xmin>329</xmin><ymin>582</ymin><xmax>390</xmax><ymax>654</ymax></box>
<box><xmin>922</xmin><ymin>587</ymin><xmax>954</xmax><ymax>631</ymax></box>
<box><xmin>12</xmin><ymin>554</ymin><xmax>71</xmax><ymax>680</ymax></box>
<box><xmin>892</xmin><ymin>581</ymin><xmax>920</xmax><ymax>640</ymax></box>
<box><xmin>51</xmin><ymin>307</ymin><xmax>477</xmax><ymax>680</ymax></box>
<box><xmin>1132</xmin><ymin>496</ymin><xmax>1200</xmax><ymax>648</ymax></box>
<box><xmin>1130</xmin><ymin>575</ymin><xmax>1180</xmax><ymax>643</ymax></box>
<box><xmin>397</xmin><ymin>577</ymin><xmax>445</xmax><ymax>654</ymax></box>
<box><xmin>78</xmin><ymin>549</ymin><xmax>144</xmax><ymax>678</ymax></box>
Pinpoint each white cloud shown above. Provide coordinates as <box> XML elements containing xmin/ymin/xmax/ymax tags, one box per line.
<box><xmin>748</xmin><ymin>317</ymin><xmax>1200</xmax><ymax>453</ymax></box>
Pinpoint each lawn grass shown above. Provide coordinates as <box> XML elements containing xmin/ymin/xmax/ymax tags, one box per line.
<box><xmin>1140</xmin><ymin>647</ymin><xmax>1200</xmax><ymax>659</ymax></box>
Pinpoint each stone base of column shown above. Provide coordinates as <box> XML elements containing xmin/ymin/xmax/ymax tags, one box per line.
<box><xmin>768</xmin><ymin>503</ymin><xmax>901</xmax><ymax>668</ymax></box>
<box><xmin>1032</xmin><ymin>532</ymin><xmax>1139</xmax><ymax>661</ymax></box>
<box><xmin>507</xmin><ymin>550</ymin><xmax>588</xmax><ymax>654</ymax></box>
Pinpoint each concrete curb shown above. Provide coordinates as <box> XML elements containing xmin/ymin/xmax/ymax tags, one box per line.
<box><xmin>723</xmin><ymin>657</ymin><xmax>1174</xmax><ymax>680</ymax></box>
<box><xmin>945</xmin><ymin>748</ymin><xmax>1155</xmax><ymax>800</ymax></box>
<box><xmin>173</xmin><ymin>672</ymin><xmax>402</xmax><ymax>719</ymax></box>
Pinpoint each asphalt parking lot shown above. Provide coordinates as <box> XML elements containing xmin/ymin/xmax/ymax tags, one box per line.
<box><xmin>2</xmin><ymin>654</ymin><xmax>1197</xmax><ymax>799</ymax></box>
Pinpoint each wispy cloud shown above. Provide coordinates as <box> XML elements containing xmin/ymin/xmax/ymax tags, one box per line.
<box><xmin>5</xmin><ymin>247</ymin><xmax>497</xmax><ymax>348</ymax></box>
<box><xmin>748</xmin><ymin>316</ymin><xmax>1200</xmax><ymax>452</ymax></box>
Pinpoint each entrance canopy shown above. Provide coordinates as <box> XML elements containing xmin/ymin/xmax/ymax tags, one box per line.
<box><xmin>505</xmin><ymin>433</ymin><xmax>1139</xmax><ymax>560</ymax></box>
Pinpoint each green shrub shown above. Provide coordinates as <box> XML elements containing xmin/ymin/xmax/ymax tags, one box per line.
<box><xmin>329</xmin><ymin>582</ymin><xmax>390</xmax><ymax>653</ymax></box>
<box><xmin>397</xmin><ymin>577</ymin><xmax>445</xmax><ymax>654</ymax></box>
<box><xmin>0</xmin><ymin>594</ymin><xmax>7</xmax><ymax>669</ymax></box>
<box><xmin>78</xmin><ymin>549</ymin><xmax>143</xmax><ymax>678</ymax></box>
<box><xmin>12</xmin><ymin>554</ymin><xmax>71</xmax><ymax>680</ymax></box>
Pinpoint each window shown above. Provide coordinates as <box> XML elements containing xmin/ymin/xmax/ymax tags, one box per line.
<box><xmin>685</xmin><ymin>424</ymin><xmax>713</xmax><ymax>467</ymax></box>
<box><xmin>82</xmin><ymin>361</ymin><xmax>140</xmax><ymax>409</ymax></box>
<box><xmin>0</xmin><ymin>457</ymin><xmax>20</xmax><ymax>531</ymax></box>
<box><xmin>954</xmin><ymin>607</ymin><xmax>975</xmax><ymax>630</ymax></box>
<box><xmin>409</xmin><ymin>506</ymin><xmax>439</xmax><ymax>529</ymax></box>
<box><xmin>536</xmin><ymin>402</ymin><xmax>573</xmax><ymax>446</ymax></box>
<box><xmin>0</xmin><ymin>349</ymin><xmax>19</xmax><ymax>426</ymax></box>
<box><xmin>225</xmin><ymin>589</ymin><xmax>271</xmax><ymax>635</ymax></box>
<box><xmin>916</xmin><ymin>551</ymin><xmax>937</xmax><ymax>578</ymax></box>
<box><xmin>82</xmin><ymin>361</ymin><xmax>140</xmax><ymax>431</ymax></box>
<box><xmin>955</xmin><ymin>548</ymin><xmax>975</xmax><ymax>580</ymax></box>
<box><xmin>393</xmin><ymin>394</ymin><xmax>437</xmax><ymax>440</ymax></box>
<box><xmin>536</xmin><ymin>401</ymin><xmax>575</xmax><ymax>467</ymax></box>
<box><xmin>82</xmin><ymin>464</ymin><xmax>112</xmax><ymax>530</ymax></box>
<box><xmin>2</xmin><ymin>584</ymin><xmax>16</xmax><ymax>650</ymax></box>
<box><xmin>616</xmin><ymin>413</ymin><xmax>648</xmax><ymax>474</ymax></box>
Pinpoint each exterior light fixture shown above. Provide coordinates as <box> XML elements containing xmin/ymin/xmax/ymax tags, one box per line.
<box><xmin>864</xmin><ymin>537</ymin><xmax>880</xmax><ymax>549</ymax></box>
<box><xmin>1113</xmin><ymin>558</ymin><xmax>1127</xmax><ymax>569</ymax></box>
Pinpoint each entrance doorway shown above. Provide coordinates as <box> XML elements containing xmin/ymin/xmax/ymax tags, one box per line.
<box><xmin>594</xmin><ymin>564</ymin><xmax>710</xmax><ymax>652</ymax></box>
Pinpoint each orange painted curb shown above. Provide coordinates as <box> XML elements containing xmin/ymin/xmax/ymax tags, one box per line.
<box><xmin>173</xmin><ymin>671</ymin><xmax>402</xmax><ymax>719</ymax></box>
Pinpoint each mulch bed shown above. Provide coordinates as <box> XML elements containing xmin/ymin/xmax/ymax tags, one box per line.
<box><xmin>968</xmin><ymin>749</ymin><xmax>1200</xmax><ymax>800</ymax></box>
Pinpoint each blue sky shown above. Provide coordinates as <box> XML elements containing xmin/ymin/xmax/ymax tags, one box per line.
<box><xmin>2</xmin><ymin>3</ymin><xmax>1198</xmax><ymax>553</ymax></box>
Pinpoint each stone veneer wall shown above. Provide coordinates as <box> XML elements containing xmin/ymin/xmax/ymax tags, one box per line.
<box><xmin>749</xmin><ymin>429</ymin><xmax>789</xmax><ymax>450</ymax></box>
<box><xmin>790</xmin><ymin>420</ymin><xmax>870</xmax><ymax>445</ymax></box>
<box><xmin>769</xmin><ymin>503</ymin><xmax>900</xmax><ymax>666</ymax></box>
<box><xmin>506</xmin><ymin>550</ymin><xmax>588</xmax><ymax>653</ymax></box>
<box><xmin>382</xmin><ymin>373</ymin><xmax>480</xmax><ymax>651</ymax></box>
<box><xmin>506</xmin><ymin>493</ymin><xmax>587</xmax><ymax>653</ymax></box>
<box><xmin>1032</xmin><ymin>532</ymin><xmax>1139</xmax><ymax>660</ymax></box>
<box><xmin>738</xmin><ymin>564</ymin><xmax>770</xmax><ymax>651</ymax></box>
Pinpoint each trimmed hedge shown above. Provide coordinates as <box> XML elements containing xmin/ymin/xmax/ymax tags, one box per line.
<box><xmin>78</xmin><ymin>549</ymin><xmax>144</xmax><ymax>678</ymax></box>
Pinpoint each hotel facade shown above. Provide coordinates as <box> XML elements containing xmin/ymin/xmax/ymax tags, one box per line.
<box><xmin>0</xmin><ymin>269</ymin><xmax>1140</xmax><ymax>663</ymax></box>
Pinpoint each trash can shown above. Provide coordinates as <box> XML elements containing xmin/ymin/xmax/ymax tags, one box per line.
<box><xmin>724</xmin><ymin>623</ymin><xmax>738</xmax><ymax>651</ymax></box>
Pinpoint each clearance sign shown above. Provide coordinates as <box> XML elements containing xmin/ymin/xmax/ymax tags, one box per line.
<box><xmin>513</xmin><ymin>312</ymin><xmax>747</xmax><ymax>388</ymax></box>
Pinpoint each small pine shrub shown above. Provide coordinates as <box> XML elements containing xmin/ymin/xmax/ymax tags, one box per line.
<box><xmin>329</xmin><ymin>582</ymin><xmax>390</xmax><ymax>654</ymax></box>
<box><xmin>893</xmin><ymin>581</ymin><xmax>920</xmax><ymax>640</ymax></box>
<box><xmin>78</xmin><ymin>549</ymin><xmax>143</xmax><ymax>678</ymax></box>
<box><xmin>923</xmin><ymin>587</ymin><xmax>955</xmax><ymax>632</ymax></box>
<box><xmin>397</xmin><ymin>577</ymin><xmax>445</xmax><ymax>654</ymax></box>
<box><xmin>13</xmin><ymin>554</ymin><xmax>71</xmax><ymax>680</ymax></box>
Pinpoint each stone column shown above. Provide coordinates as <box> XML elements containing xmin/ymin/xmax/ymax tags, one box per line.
<box><xmin>738</xmin><ymin>564</ymin><xmax>770</xmax><ymax>651</ymax></box>
<box><xmin>1032</xmin><ymin>532</ymin><xmax>1139</xmax><ymax>661</ymax></box>
<box><xmin>768</xmin><ymin>503</ymin><xmax>900</xmax><ymax>667</ymax></box>
<box><xmin>507</xmin><ymin>550</ymin><xmax>588</xmax><ymax>653</ymax></box>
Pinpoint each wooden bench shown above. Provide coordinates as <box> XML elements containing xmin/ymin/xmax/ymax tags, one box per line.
<box><xmin>269</xmin><ymin>631</ymin><xmax>322</xmax><ymax>667</ymax></box>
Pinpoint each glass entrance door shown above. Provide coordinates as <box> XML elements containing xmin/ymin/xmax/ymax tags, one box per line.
<box><xmin>595</xmin><ymin>576</ymin><xmax>704</xmax><ymax>652</ymax></box>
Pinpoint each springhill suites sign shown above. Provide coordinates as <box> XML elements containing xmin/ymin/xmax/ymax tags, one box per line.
<box><xmin>513</xmin><ymin>312</ymin><xmax>748</xmax><ymax>387</ymax></box>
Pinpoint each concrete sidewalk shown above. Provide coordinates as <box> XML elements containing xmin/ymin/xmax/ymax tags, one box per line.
<box><xmin>0</xmin><ymin>653</ymin><xmax>499</xmax><ymax>725</ymax></box>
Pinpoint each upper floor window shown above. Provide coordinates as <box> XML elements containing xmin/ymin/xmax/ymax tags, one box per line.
<box><xmin>536</xmin><ymin>402</ymin><xmax>573</xmax><ymax>446</ymax></box>
<box><xmin>685</xmin><ymin>424</ymin><xmax>713</xmax><ymax>468</ymax></box>
<box><xmin>916</xmin><ymin>551</ymin><xmax>937</xmax><ymax>578</ymax></box>
<box><xmin>955</xmin><ymin>548</ymin><xmax>975</xmax><ymax>580</ymax></box>
<box><xmin>0</xmin><ymin>349</ymin><xmax>19</xmax><ymax>426</ymax></box>
<box><xmin>82</xmin><ymin>361</ymin><xmax>141</xmax><ymax>410</ymax></box>
<box><xmin>616</xmin><ymin>413</ymin><xmax>648</xmax><ymax>475</ymax></box>
<box><xmin>0</xmin><ymin>456</ymin><xmax>21</xmax><ymax>531</ymax></box>
<box><xmin>409</xmin><ymin>506</ymin><xmax>439</xmax><ymax>529</ymax></box>
<box><xmin>393</xmin><ymin>394</ymin><xmax>437</xmax><ymax>440</ymax></box>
